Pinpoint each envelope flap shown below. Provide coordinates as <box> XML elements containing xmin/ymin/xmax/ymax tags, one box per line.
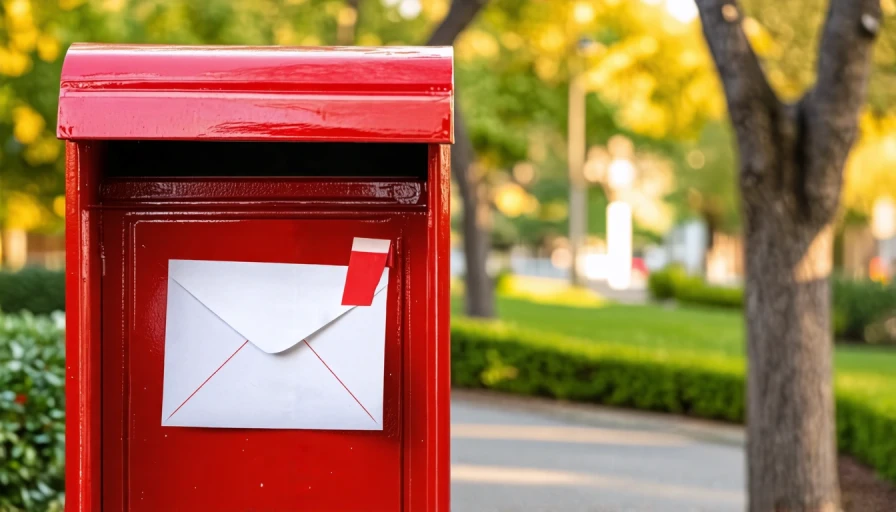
<box><xmin>169</xmin><ymin>259</ymin><xmax>388</xmax><ymax>354</ymax></box>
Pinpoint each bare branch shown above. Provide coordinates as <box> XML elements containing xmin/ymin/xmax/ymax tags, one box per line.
<box><xmin>696</xmin><ymin>0</ymin><xmax>781</xmax><ymax>195</ymax></box>
<box><xmin>801</xmin><ymin>0</ymin><xmax>882</xmax><ymax>221</ymax></box>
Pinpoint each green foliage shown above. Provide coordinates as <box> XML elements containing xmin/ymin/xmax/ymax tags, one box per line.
<box><xmin>647</xmin><ymin>265</ymin><xmax>744</xmax><ymax>309</ymax></box>
<box><xmin>0</xmin><ymin>311</ymin><xmax>65</xmax><ymax>511</ymax></box>
<box><xmin>451</xmin><ymin>317</ymin><xmax>745</xmax><ymax>420</ymax></box>
<box><xmin>0</xmin><ymin>268</ymin><xmax>65</xmax><ymax>315</ymax></box>
<box><xmin>832</xmin><ymin>278</ymin><xmax>896</xmax><ymax>344</ymax></box>
<box><xmin>451</xmin><ymin>317</ymin><xmax>896</xmax><ymax>482</ymax></box>
<box><xmin>646</xmin><ymin>263</ymin><xmax>689</xmax><ymax>300</ymax></box>
<box><xmin>648</xmin><ymin>266</ymin><xmax>896</xmax><ymax>343</ymax></box>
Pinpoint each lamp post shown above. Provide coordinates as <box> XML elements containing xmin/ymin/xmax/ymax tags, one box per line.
<box><xmin>567</xmin><ymin>36</ymin><xmax>599</xmax><ymax>287</ymax></box>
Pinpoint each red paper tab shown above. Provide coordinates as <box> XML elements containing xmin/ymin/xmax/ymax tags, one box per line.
<box><xmin>342</xmin><ymin>238</ymin><xmax>390</xmax><ymax>306</ymax></box>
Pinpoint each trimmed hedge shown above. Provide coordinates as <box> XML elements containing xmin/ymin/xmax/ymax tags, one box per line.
<box><xmin>0</xmin><ymin>311</ymin><xmax>65</xmax><ymax>511</ymax></box>
<box><xmin>647</xmin><ymin>264</ymin><xmax>744</xmax><ymax>309</ymax></box>
<box><xmin>451</xmin><ymin>317</ymin><xmax>896</xmax><ymax>483</ymax></box>
<box><xmin>648</xmin><ymin>265</ymin><xmax>896</xmax><ymax>343</ymax></box>
<box><xmin>832</xmin><ymin>278</ymin><xmax>896</xmax><ymax>342</ymax></box>
<box><xmin>0</xmin><ymin>268</ymin><xmax>66</xmax><ymax>315</ymax></box>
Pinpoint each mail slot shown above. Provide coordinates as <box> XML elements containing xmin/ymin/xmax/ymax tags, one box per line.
<box><xmin>58</xmin><ymin>45</ymin><xmax>453</xmax><ymax>512</ymax></box>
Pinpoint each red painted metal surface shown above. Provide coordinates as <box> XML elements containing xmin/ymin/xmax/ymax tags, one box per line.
<box><xmin>57</xmin><ymin>44</ymin><xmax>453</xmax><ymax>143</ymax></box>
<box><xmin>62</xmin><ymin>45</ymin><xmax>452</xmax><ymax>511</ymax></box>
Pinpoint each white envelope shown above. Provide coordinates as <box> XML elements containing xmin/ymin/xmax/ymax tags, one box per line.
<box><xmin>160</xmin><ymin>259</ymin><xmax>388</xmax><ymax>430</ymax></box>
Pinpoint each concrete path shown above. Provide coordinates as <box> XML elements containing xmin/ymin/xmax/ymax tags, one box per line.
<box><xmin>451</xmin><ymin>391</ymin><xmax>745</xmax><ymax>512</ymax></box>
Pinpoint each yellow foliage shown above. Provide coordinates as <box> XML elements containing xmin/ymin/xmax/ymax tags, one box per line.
<box><xmin>58</xmin><ymin>0</ymin><xmax>87</xmax><ymax>11</ymax></box>
<box><xmin>357</xmin><ymin>33</ymin><xmax>382</xmax><ymax>46</ymax></box>
<box><xmin>843</xmin><ymin>112</ymin><xmax>896</xmax><ymax>215</ymax></box>
<box><xmin>274</xmin><ymin>23</ymin><xmax>297</xmax><ymax>45</ymax></box>
<box><xmin>12</xmin><ymin>105</ymin><xmax>44</xmax><ymax>144</ymax></box>
<box><xmin>494</xmin><ymin>183</ymin><xmax>538</xmax><ymax>218</ymax></box>
<box><xmin>534</xmin><ymin>57</ymin><xmax>559</xmax><ymax>81</ymax></box>
<box><xmin>11</xmin><ymin>27</ymin><xmax>38</xmax><ymax>52</ymax></box>
<box><xmin>102</xmin><ymin>0</ymin><xmax>126</xmax><ymax>12</ymax></box>
<box><xmin>538</xmin><ymin>27</ymin><xmax>565</xmax><ymax>54</ymax></box>
<box><xmin>0</xmin><ymin>47</ymin><xmax>32</xmax><ymax>76</ymax></box>
<box><xmin>742</xmin><ymin>17</ymin><xmax>779</xmax><ymax>58</ymax></box>
<box><xmin>300</xmin><ymin>34</ymin><xmax>321</xmax><ymax>46</ymax></box>
<box><xmin>424</xmin><ymin>0</ymin><xmax>449</xmax><ymax>21</ymax></box>
<box><xmin>36</xmin><ymin>34</ymin><xmax>60</xmax><ymax>62</ymax></box>
<box><xmin>24</xmin><ymin>134</ymin><xmax>62</xmax><ymax>165</ymax></box>
<box><xmin>500</xmin><ymin>32</ymin><xmax>524</xmax><ymax>51</ymax></box>
<box><xmin>573</xmin><ymin>2</ymin><xmax>595</xmax><ymax>25</ymax></box>
<box><xmin>53</xmin><ymin>196</ymin><xmax>66</xmax><ymax>218</ymax></box>
<box><xmin>5</xmin><ymin>0</ymin><xmax>32</xmax><ymax>27</ymax></box>
<box><xmin>6</xmin><ymin>192</ymin><xmax>46</xmax><ymax>230</ymax></box>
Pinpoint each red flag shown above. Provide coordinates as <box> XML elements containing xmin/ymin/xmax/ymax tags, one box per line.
<box><xmin>342</xmin><ymin>238</ymin><xmax>391</xmax><ymax>306</ymax></box>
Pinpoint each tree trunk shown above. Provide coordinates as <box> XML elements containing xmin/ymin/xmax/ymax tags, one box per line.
<box><xmin>427</xmin><ymin>0</ymin><xmax>495</xmax><ymax>318</ymax></box>
<box><xmin>337</xmin><ymin>0</ymin><xmax>361</xmax><ymax>45</ymax></box>
<box><xmin>695</xmin><ymin>0</ymin><xmax>881</xmax><ymax>509</ymax></box>
<box><xmin>745</xmin><ymin>204</ymin><xmax>839</xmax><ymax>511</ymax></box>
<box><xmin>453</xmin><ymin>110</ymin><xmax>495</xmax><ymax>317</ymax></box>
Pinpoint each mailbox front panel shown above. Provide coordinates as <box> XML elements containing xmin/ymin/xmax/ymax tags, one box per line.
<box><xmin>100</xmin><ymin>214</ymin><xmax>425</xmax><ymax>511</ymax></box>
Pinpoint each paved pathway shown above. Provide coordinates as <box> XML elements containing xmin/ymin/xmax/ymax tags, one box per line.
<box><xmin>451</xmin><ymin>391</ymin><xmax>745</xmax><ymax>512</ymax></box>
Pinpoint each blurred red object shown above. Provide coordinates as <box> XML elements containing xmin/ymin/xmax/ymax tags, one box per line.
<box><xmin>14</xmin><ymin>394</ymin><xmax>27</xmax><ymax>405</ymax></box>
<box><xmin>870</xmin><ymin>256</ymin><xmax>889</xmax><ymax>283</ymax></box>
<box><xmin>632</xmin><ymin>258</ymin><xmax>648</xmax><ymax>275</ymax></box>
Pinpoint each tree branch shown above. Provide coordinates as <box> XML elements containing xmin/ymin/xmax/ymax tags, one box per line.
<box><xmin>425</xmin><ymin>0</ymin><xmax>496</xmax><ymax>317</ymax></box>
<box><xmin>801</xmin><ymin>0</ymin><xmax>881</xmax><ymax>221</ymax></box>
<box><xmin>426</xmin><ymin>0</ymin><xmax>489</xmax><ymax>46</ymax></box>
<box><xmin>696</xmin><ymin>0</ymin><xmax>781</xmax><ymax>194</ymax></box>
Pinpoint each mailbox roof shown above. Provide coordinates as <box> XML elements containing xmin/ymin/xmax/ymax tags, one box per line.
<box><xmin>57</xmin><ymin>44</ymin><xmax>453</xmax><ymax>143</ymax></box>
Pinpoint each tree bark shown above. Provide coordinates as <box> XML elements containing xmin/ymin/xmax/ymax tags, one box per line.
<box><xmin>337</xmin><ymin>0</ymin><xmax>361</xmax><ymax>45</ymax></box>
<box><xmin>427</xmin><ymin>0</ymin><xmax>495</xmax><ymax>318</ymax></box>
<box><xmin>695</xmin><ymin>0</ymin><xmax>881</xmax><ymax>510</ymax></box>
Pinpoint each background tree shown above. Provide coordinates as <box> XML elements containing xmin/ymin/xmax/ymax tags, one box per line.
<box><xmin>696</xmin><ymin>0</ymin><xmax>882</xmax><ymax>509</ymax></box>
<box><xmin>427</xmin><ymin>0</ymin><xmax>496</xmax><ymax>318</ymax></box>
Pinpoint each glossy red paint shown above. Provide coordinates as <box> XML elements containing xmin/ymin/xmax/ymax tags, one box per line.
<box><xmin>58</xmin><ymin>44</ymin><xmax>454</xmax><ymax>143</ymax></box>
<box><xmin>61</xmin><ymin>47</ymin><xmax>451</xmax><ymax>512</ymax></box>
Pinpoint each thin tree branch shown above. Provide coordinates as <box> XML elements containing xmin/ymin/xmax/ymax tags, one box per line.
<box><xmin>696</xmin><ymin>0</ymin><xmax>781</xmax><ymax>194</ymax></box>
<box><xmin>426</xmin><ymin>0</ymin><xmax>489</xmax><ymax>46</ymax></box>
<box><xmin>801</xmin><ymin>0</ymin><xmax>881</xmax><ymax>221</ymax></box>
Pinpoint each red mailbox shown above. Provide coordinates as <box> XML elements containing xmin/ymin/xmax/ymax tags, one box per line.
<box><xmin>58</xmin><ymin>44</ymin><xmax>452</xmax><ymax>511</ymax></box>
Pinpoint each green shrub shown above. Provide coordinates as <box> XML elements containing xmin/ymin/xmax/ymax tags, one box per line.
<box><xmin>647</xmin><ymin>264</ymin><xmax>688</xmax><ymax>300</ymax></box>
<box><xmin>647</xmin><ymin>265</ymin><xmax>743</xmax><ymax>309</ymax></box>
<box><xmin>451</xmin><ymin>317</ymin><xmax>896</xmax><ymax>483</ymax></box>
<box><xmin>649</xmin><ymin>266</ymin><xmax>896</xmax><ymax>343</ymax></box>
<box><xmin>0</xmin><ymin>311</ymin><xmax>65</xmax><ymax>511</ymax></box>
<box><xmin>832</xmin><ymin>277</ymin><xmax>896</xmax><ymax>343</ymax></box>
<box><xmin>452</xmin><ymin>317</ymin><xmax>746</xmax><ymax>421</ymax></box>
<box><xmin>0</xmin><ymin>268</ymin><xmax>65</xmax><ymax>315</ymax></box>
<box><xmin>675</xmin><ymin>280</ymin><xmax>744</xmax><ymax>309</ymax></box>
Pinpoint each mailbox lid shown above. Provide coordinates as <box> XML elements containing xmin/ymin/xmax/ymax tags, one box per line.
<box><xmin>57</xmin><ymin>44</ymin><xmax>453</xmax><ymax>143</ymax></box>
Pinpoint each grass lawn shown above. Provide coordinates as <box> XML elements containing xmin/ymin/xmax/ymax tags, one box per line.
<box><xmin>451</xmin><ymin>288</ymin><xmax>896</xmax><ymax>402</ymax></box>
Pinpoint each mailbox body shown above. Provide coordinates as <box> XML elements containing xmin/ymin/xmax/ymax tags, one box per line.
<box><xmin>59</xmin><ymin>45</ymin><xmax>452</xmax><ymax>511</ymax></box>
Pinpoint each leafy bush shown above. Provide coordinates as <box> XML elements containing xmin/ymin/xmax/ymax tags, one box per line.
<box><xmin>675</xmin><ymin>280</ymin><xmax>744</xmax><ymax>309</ymax></box>
<box><xmin>451</xmin><ymin>317</ymin><xmax>896</xmax><ymax>482</ymax></box>
<box><xmin>646</xmin><ymin>263</ymin><xmax>689</xmax><ymax>300</ymax></box>
<box><xmin>832</xmin><ymin>278</ymin><xmax>896</xmax><ymax>343</ymax></box>
<box><xmin>0</xmin><ymin>311</ymin><xmax>65</xmax><ymax>511</ymax></box>
<box><xmin>647</xmin><ymin>265</ymin><xmax>743</xmax><ymax>309</ymax></box>
<box><xmin>452</xmin><ymin>317</ymin><xmax>746</xmax><ymax>421</ymax></box>
<box><xmin>648</xmin><ymin>266</ymin><xmax>896</xmax><ymax>343</ymax></box>
<box><xmin>0</xmin><ymin>268</ymin><xmax>65</xmax><ymax>315</ymax></box>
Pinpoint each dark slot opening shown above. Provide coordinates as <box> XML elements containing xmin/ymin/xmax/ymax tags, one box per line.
<box><xmin>104</xmin><ymin>141</ymin><xmax>428</xmax><ymax>179</ymax></box>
